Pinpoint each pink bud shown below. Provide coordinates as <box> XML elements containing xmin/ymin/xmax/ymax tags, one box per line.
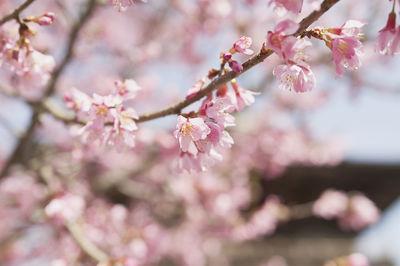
<box><xmin>229</xmin><ymin>60</ymin><xmax>243</xmax><ymax>73</ymax></box>
<box><xmin>25</xmin><ymin>12</ymin><xmax>56</xmax><ymax>26</ymax></box>
<box><xmin>223</xmin><ymin>52</ymin><xmax>232</xmax><ymax>61</ymax></box>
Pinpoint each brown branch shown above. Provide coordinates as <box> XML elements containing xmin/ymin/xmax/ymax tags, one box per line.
<box><xmin>0</xmin><ymin>0</ymin><xmax>97</xmax><ymax>179</ymax></box>
<box><xmin>135</xmin><ymin>0</ymin><xmax>340</xmax><ymax>123</ymax></box>
<box><xmin>42</xmin><ymin>0</ymin><xmax>97</xmax><ymax>99</ymax></box>
<box><xmin>43</xmin><ymin>0</ymin><xmax>340</xmax><ymax>125</ymax></box>
<box><xmin>0</xmin><ymin>0</ymin><xmax>36</xmax><ymax>26</ymax></box>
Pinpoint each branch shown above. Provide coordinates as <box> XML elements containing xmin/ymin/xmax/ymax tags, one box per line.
<box><xmin>66</xmin><ymin>221</ymin><xmax>110</xmax><ymax>263</ymax></box>
<box><xmin>43</xmin><ymin>0</ymin><xmax>97</xmax><ymax>99</ymax></box>
<box><xmin>135</xmin><ymin>0</ymin><xmax>340</xmax><ymax>123</ymax></box>
<box><xmin>0</xmin><ymin>0</ymin><xmax>98</xmax><ymax>179</ymax></box>
<box><xmin>45</xmin><ymin>0</ymin><xmax>340</xmax><ymax>124</ymax></box>
<box><xmin>0</xmin><ymin>0</ymin><xmax>36</xmax><ymax>26</ymax></box>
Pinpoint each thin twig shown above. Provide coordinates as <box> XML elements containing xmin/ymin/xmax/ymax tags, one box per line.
<box><xmin>66</xmin><ymin>222</ymin><xmax>110</xmax><ymax>263</ymax></box>
<box><xmin>135</xmin><ymin>0</ymin><xmax>340</xmax><ymax>123</ymax></box>
<box><xmin>44</xmin><ymin>0</ymin><xmax>340</xmax><ymax>124</ymax></box>
<box><xmin>0</xmin><ymin>0</ymin><xmax>36</xmax><ymax>26</ymax></box>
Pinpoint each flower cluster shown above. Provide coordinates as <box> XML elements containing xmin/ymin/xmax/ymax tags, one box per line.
<box><xmin>313</xmin><ymin>189</ymin><xmax>380</xmax><ymax>231</ymax></box>
<box><xmin>222</xmin><ymin>36</ymin><xmax>254</xmax><ymax>73</ymax></box>
<box><xmin>268</xmin><ymin>0</ymin><xmax>304</xmax><ymax>16</ymax></box>
<box><xmin>0</xmin><ymin>23</ymin><xmax>55</xmax><ymax>98</ymax></box>
<box><xmin>176</xmin><ymin>80</ymin><xmax>257</xmax><ymax>172</ymax></box>
<box><xmin>65</xmin><ymin>79</ymin><xmax>141</xmax><ymax>150</ymax></box>
<box><xmin>267</xmin><ymin>20</ymin><xmax>316</xmax><ymax>93</ymax></box>
<box><xmin>311</xmin><ymin>20</ymin><xmax>365</xmax><ymax>77</ymax></box>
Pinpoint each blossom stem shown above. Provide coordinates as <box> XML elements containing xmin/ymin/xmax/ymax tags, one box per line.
<box><xmin>392</xmin><ymin>0</ymin><xmax>396</xmax><ymax>13</ymax></box>
<box><xmin>0</xmin><ymin>0</ymin><xmax>36</xmax><ymax>26</ymax></box>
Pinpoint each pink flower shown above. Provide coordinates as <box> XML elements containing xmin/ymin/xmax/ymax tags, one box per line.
<box><xmin>280</xmin><ymin>36</ymin><xmax>312</xmax><ymax>64</ymax></box>
<box><xmin>230</xmin><ymin>80</ymin><xmax>259</xmax><ymax>111</ymax></box>
<box><xmin>177</xmin><ymin>152</ymin><xmax>204</xmax><ymax>173</ymax></box>
<box><xmin>69</xmin><ymin>86</ymin><xmax>139</xmax><ymax>149</ymax></box>
<box><xmin>392</xmin><ymin>27</ymin><xmax>400</xmax><ymax>54</ymax></box>
<box><xmin>106</xmin><ymin>127</ymin><xmax>136</xmax><ymax>150</ymax></box>
<box><xmin>88</xmin><ymin>94</ymin><xmax>121</xmax><ymax>122</ymax></box>
<box><xmin>196</xmin><ymin>122</ymin><xmax>223</xmax><ymax>154</ymax></box>
<box><xmin>45</xmin><ymin>194</ymin><xmax>85</xmax><ymax>222</ymax></box>
<box><xmin>186</xmin><ymin>79</ymin><xmax>205</xmax><ymax>99</ymax></box>
<box><xmin>232</xmin><ymin>36</ymin><xmax>254</xmax><ymax>55</ymax></box>
<box><xmin>205</xmin><ymin>97</ymin><xmax>236</xmax><ymax>127</ymax></box>
<box><xmin>64</xmin><ymin>88</ymin><xmax>92</xmax><ymax>113</ymax></box>
<box><xmin>330</xmin><ymin>36</ymin><xmax>363</xmax><ymax>77</ymax></box>
<box><xmin>79</xmin><ymin>119</ymin><xmax>106</xmax><ymax>145</ymax></box>
<box><xmin>0</xmin><ymin>28</ymin><xmax>55</xmax><ymax>95</ymax></box>
<box><xmin>24</xmin><ymin>12</ymin><xmax>56</xmax><ymax>26</ymax></box>
<box><xmin>174</xmin><ymin>116</ymin><xmax>211</xmax><ymax>155</ymax></box>
<box><xmin>266</xmin><ymin>20</ymin><xmax>299</xmax><ymax>57</ymax></box>
<box><xmin>112</xmin><ymin>107</ymin><xmax>138</xmax><ymax>131</ymax></box>
<box><xmin>376</xmin><ymin>12</ymin><xmax>398</xmax><ymax>55</ymax></box>
<box><xmin>316</xmin><ymin>20</ymin><xmax>365</xmax><ymax>77</ymax></box>
<box><xmin>273</xmin><ymin>64</ymin><xmax>315</xmax><ymax>92</ymax></box>
<box><xmin>269</xmin><ymin>0</ymin><xmax>303</xmax><ymax>15</ymax></box>
<box><xmin>313</xmin><ymin>189</ymin><xmax>348</xmax><ymax>219</ymax></box>
<box><xmin>338</xmin><ymin>194</ymin><xmax>380</xmax><ymax>231</ymax></box>
<box><xmin>114</xmin><ymin>79</ymin><xmax>142</xmax><ymax>100</ymax></box>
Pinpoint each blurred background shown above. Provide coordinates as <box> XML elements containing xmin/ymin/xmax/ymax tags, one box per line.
<box><xmin>0</xmin><ymin>0</ymin><xmax>400</xmax><ymax>265</ymax></box>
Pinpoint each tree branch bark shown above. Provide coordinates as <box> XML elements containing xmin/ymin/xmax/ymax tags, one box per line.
<box><xmin>135</xmin><ymin>0</ymin><xmax>340</xmax><ymax>123</ymax></box>
<box><xmin>0</xmin><ymin>0</ymin><xmax>36</xmax><ymax>26</ymax></box>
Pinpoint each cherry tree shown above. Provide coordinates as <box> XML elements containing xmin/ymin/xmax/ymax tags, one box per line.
<box><xmin>0</xmin><ymin>0</ymin><xmax>396</xmax><ymax>265</ymax></box>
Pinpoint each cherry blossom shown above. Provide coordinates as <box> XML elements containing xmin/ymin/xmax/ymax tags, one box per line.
<box><xmin>114</xmin><ymin>79</ymin><xmax>142</xmax><ymax>100</ymax></box>
<box><xmin>376</xmin><ymin>12</ymin><xmax>398</xmax><ymax>55</ymax></box>
<box><xmin>268</xmin><ymin>0</ymin><xmax>304</xmax><ymax>15</ymax></box>
<box><xmin>0</xmin><ymin>0</ymin><xmax>394</xmax><ymax>265</ymax></box>
<box><xmin>313</xmin><ymin>190</ymin><xmax>380</xmax><ymax>231</ymax></box>
<box><xmin>0</xmin><ymin>24</ymin><xmax>55</xmax><ymax>99</ymax></box>
<box><xmin>338</xmin><ymin>194</ymin><xmax>380</xmax><ymax>231</ymax></box>
<box><xmin>232</xmin><ymin>36</ymin><xmax>254</xmax><ymax>55</ymax></box>
<box><xmin>23</xmin><ymin>12</ymin><xmax>56</xmax><ymax>26</ymax></box>
<box><xmin>230</xmin><ymin>79</ymin><xmax>259</xmax><ymax>111</ymax></box>
<box><xmin>174</xmin><ymin>116</ymin><xmax>211</xmax><ymax>155</ymax></box>
<box><xmin>45</xmin><ymin>194</ymin><xmax>85</xmax><ymax>222</ymax></box>
<box><xmin>205</xmin><ymin>96</ymin><xmax>236</xmax><ymax>127</ymax></box>
<box><xmin>223</xmin><ymin>36</ymin><xmax>254</xmax><ymax>73</ymax></box>
<box><xmin>313</xmin><ymin>189</ymin><xmax>348</xmax><ymax>219</ymax></box>
<box><xmin>273</xmin><ymin>63</ymin><xmax>315</xmax><ymax>92</ymax></box>
<box><xmin>266</xmin><ymin>19</ymin><xmax>300</xmax><ymax>58</ymax></box>
<box><xmin>313</xmin><ymin>20</ymin><xmax>365</xmax><ymax>77</ymax></box>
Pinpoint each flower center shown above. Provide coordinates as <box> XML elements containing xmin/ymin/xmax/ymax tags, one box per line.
<box><xmin>181</xmin><ymin>123</ymin><xmax>192</xmax><ymax>137</ymax></box>
<box><xmin>96</xmin><ymin>105</ymin><xmax>108</xmax><ymax>116</ymax></box>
